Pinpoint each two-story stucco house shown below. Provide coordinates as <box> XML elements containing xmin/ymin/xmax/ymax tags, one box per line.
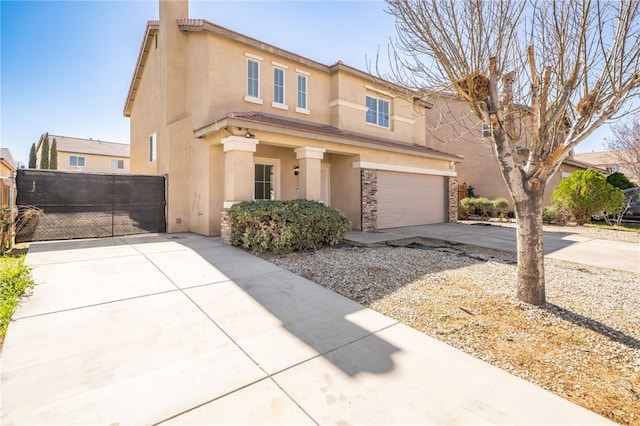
<box><xmin>35</xmin><ymin>134</ymin><xmax>130</xmax><ymax>173</ymax></box>
<box><xmin>424</xmin><ymin>96</ymin><xmax>600</xmax><ymax>209</ymax></box>
<box><xmin>124</xmin><ymin>0</ymin><xmax>462</xmax><ymax>236</ymax></box>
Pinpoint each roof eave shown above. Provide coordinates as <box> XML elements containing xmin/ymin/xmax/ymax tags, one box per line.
<box><xmin>194</xmin><ymin>116</ymin><xmax>462</xmax><ymax>163</ymax></box>
<box><xmin>123</xmin><ymin>22</ymin><xmax>159</xmax><ymax>117</ymax></box>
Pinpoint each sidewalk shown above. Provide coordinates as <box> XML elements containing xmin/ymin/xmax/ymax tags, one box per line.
<box><xmin>1</xmin><ymin>233</ymin><xmax>612</xmax><ymax>425</ymax></box>
<box><xmin>346</xmin><ymin>222</ymin><xmax>640</xmax><ymax>274</ymax></box>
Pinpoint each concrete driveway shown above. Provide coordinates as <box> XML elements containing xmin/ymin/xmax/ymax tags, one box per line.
<box><xmin>1</xmin><ymin>233</ymin><xmax>612</xmax><ymax>425</ymax></box>
<box><xmin>346</xmin><ymin>222</ymin><xmax>640</xmax><ymax>274</ymax></box>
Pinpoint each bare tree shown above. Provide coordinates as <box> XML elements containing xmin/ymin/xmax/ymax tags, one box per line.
<box><xmin>385</xmin><ymin>0</ymin><xmax>640</xmax><ymax>305</ymax></box>
<box><xmin>606</xmin><ymin>114</ymin><xmax>640</xmax><ymax>181</ymax></box>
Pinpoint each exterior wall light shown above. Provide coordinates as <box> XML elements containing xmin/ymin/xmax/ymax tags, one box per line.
<box><xmin>294</xmin><ymin>165</ymin><xmax>300</xmax><ymax>176</ymax></box>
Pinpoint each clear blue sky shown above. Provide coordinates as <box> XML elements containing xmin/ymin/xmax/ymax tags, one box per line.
<box><xmin>1</xmin><ymin>0</ymin><xmax>610</xmax><ymax>166</ymax></box>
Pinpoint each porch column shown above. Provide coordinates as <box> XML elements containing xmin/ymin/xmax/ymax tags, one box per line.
<box><xmin>221</xmin><ymin>136</ymin><xmax>259</xmax><ymax>205</ymax></box>
<box><xmin>295</xmin><ymin>146</ymin><xmax>325</xmax><ymax>201</ymax></box>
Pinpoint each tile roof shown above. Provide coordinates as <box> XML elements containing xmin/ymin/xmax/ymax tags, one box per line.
<box><xmin>574</xmin><ymin>150</ymin><xmax>623</xmax><ymax>166</ymax></box>
<box><xmin>40</xmin><ymin>135</ymin><xmax>130</xmax><ymax>158</ymax></box>
<box><xmin>0</xmin><ymin>147</ymin><xmax>17</xmax><ymax>170</ymax></box>
<box><xmin>195</xmin><ymin>111</ymin><xmax>462</xmax><ymax>162</ymax></box>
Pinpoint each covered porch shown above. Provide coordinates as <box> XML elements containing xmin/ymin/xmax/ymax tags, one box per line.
<box><xmin>193</xmin><ymin>111</ymin><xmax>461</xmax><ymax>236</ymax></box>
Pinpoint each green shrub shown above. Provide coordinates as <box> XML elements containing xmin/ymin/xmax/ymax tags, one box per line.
<box><xmin>473</xmin><ymin>197</ymin><xmax>493</xmax><ymax>215</ymax></box>
<box><xmin>606</xmin><ymin>171</ymin><xmax>634</xmax><ymax>190</ymax></box>
<box><xmin>543</xmin><ymin>205</ymin><xmax>571</xmax><ymax>225</ymax></box>
<box><xmin>491</xmin><ymin>198</ymin><xmax>509</xmax><ymax>211</ymax></box>
<box><xmin>552</xmin><ymin>169</ymin><xmax>625</xmax><ymax>225</ymax></box>
<box><xmin>1</xmin><ymin>255</ymin><xmax>34</xmax><ymax>344</ymax></box>
<box><xmin>227</xmin><ymin>199</ymin><xmax>351</xmax><ymax>254</ymax></box>
<box><xmin>459</xmin><ymin>197</ymin><xmax>475</xmax><ymax>218</ymax></box>
<box><xmin>459</xmin><ymin>197</ymin><xmax>493</xmax><ymax>218</ymax></box>
<box><xmin>490</xmin><ymin>197</ymin><xmax>510</xmax><ymax>220</ymax></box>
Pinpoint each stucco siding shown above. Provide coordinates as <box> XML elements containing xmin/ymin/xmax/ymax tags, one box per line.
<box><xmin>328</xmin><ymin>154</ymin><xmax>361</xmax><ymax>230</ymax></box>
<box><xmin>56</xmin><ymin>152</ymin><xmax>130</xmax><ymax>174</ymax></box>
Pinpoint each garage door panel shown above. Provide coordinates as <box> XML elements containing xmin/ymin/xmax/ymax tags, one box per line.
<box><xmin>377</xmin><ymin>171</ymin><xmax>445</xmax><ymax>229</ymax></box>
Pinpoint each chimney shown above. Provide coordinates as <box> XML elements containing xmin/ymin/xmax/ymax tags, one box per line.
<box><xmin>159</xmin><ymin>0</ymin><xmax>188</xmax><ymax>124</ymax></box>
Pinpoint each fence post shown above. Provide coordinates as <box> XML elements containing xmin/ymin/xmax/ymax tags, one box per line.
<box><xmin>112</xmin><ymin>174</ymin><xmax>115</xmax><ymax>237</ymax></box>
<box><xmin>9</xmin><ymin>171</ymin><xmax>15</xmax><ymax>251</ymax></box>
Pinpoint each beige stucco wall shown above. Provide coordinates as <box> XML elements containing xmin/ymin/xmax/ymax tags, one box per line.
<box><xmin>0</xmin><ymin>161</ymin><xmax>15</xmax><ymax>178</ymax></box>
<box><xmin>56</xmin><ymin>151</ymin><xmax>130</xmax><ymax>173</ymax></box>
<box><xmin>328</xmin><ymin>69</ymin><xmax>427</xmax><ymax>145</ymax></box>
<box><xmin>327</xmin><ymin>153</ymin><xmax>362</xmax><ymax>229</ymax></box>
<box><xmin>33</xmin><ymin>146</ymin><xmax>130</xmax><ymax>174</ymax></box>
<box><xmin>129</xmin><ymin>31</ymin><xmax>163</xmax><ymax>177</ymax></box>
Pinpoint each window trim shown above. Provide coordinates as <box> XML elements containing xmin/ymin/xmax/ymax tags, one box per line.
<box><xmin>69</xmin><ymin>155</ymin><xmax>85</xmax><ymax>167</ymax></box>
<box><xmin>149</xmin><ymin>133</ymin><xmax>157</xmax><ymax>162</ymax></box>
<box><xmin>296</xmin><ymin>73</ymin><xmax>309</xmax><ymax>114</ymax></box>
<box><xmin>111</xmin><ymin>159</ymin><xmax>125</xmax><ymax>169</ymax></box>
<box><xmin>253</xmin><ymin>157</ymin><xmax>281</xmax><ymax>200</ymax></box>
<box><xmin>482</xmin><ymin>123</ymin><xmax>492</xmax><ymax>138</ymax></box>
<box><xmin>272</xmin><ymin>66</ymin><xmax>287</xmax><ymax>109</ymax></box>
<box><xmin>365</xmin><ymin>95</ymin><xmax>390</xmax><ymax>128</ymax></box>
<box><xmin>246</xmin><ymin>58</ymin><xmax>262</xmax><ymax>103</ymax></box>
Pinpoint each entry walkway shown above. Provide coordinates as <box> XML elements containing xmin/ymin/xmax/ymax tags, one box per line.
<box><xmin>346</xmin><ymin>222</ymin><xmax>640</xmax><ymax>274</ymax></box>
<box><xmin>1</xmin><ymin>233</ymin><xmax>612</xmax><ymax>425</ymax></box>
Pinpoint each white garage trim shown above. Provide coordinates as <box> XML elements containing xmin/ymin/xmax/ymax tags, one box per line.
<box><xmin>352</xmin><ymin>161</ymin><xmax>456</xmax><ymax>177</ymax></box>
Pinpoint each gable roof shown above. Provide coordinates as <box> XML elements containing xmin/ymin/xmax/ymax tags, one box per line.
<box><xmin>0</xmin><ymin>148</ymin><xmax>17</xmax><ymax>170</ymax></box>
<box><xmin>36</xmin><ymin>135</ymin><xmax>130</xmax><ymax>158</ymax></box>
<box><xmin>562</xmin><ymin>157</ymin><xmax>607</xmax><ymax>172</ymax></box>
<box><xmin>195</xmin><ymin>111</ymin><xmax>463</xmax><ymax>162</ymax></box>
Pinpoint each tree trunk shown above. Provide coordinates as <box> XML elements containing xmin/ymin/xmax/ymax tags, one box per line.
<box><xmin>513</xmin><ymin>189</ymin><xmax>546</xmax><ymax>305</ymax></box>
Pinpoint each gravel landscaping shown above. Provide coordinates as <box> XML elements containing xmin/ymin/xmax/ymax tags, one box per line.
<box><xmin>265</xmin><ymin>224</ymin><xmax>640</xmax><ymax>425</ymax></box>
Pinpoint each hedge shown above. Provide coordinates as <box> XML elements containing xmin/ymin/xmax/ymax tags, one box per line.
<box><xmin>227</xmin><ymin>199</ymin><xmax>351</xmax><ymax>254</ymax></box>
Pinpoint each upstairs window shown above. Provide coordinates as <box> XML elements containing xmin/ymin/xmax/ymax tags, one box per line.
<box><xmin>482</xmin><ymin>123</ymin><xmax>492</xmax><ymax>138</ymax></box>
<box><xmin>273</xmin><ymin>67</ymin><xmax>285</xmax><ymax>105</ymax></box>
<box><xmin>111</xmin><ymin>159</ymin><xmax>124</xmax><ymax>169</ymax></box>
<box><xmin>366</xmin><ymin>96</ymin><xmax>389</xmax><ymax>128</ymax></box>
<box><xmin>69</xmin><ymin>156</ymin><xmax>85</xmax><ymax>167</ymax></box>
<box><xmin>297</xmin><ymin>74</ymin><xmax>307</xmax><ymax>110</ymax></box>
<box><xmin>247</xmin><ymin>59</ymin><xmax>260</xmax><ymax>99</ymax></box>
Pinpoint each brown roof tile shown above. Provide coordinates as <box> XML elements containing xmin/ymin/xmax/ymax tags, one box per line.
<box><xmin>196</xmin><ymin>111</ymin><xmax>462</xmax><ymax>161</ymax></box>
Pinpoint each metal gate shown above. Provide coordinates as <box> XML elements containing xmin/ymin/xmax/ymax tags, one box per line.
<box><xmin>16</xmin><ymin>169</ymin><xmax>166</xmax><ymax>242</ymax></box>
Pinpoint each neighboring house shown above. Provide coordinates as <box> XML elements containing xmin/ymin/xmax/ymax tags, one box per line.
<box><xmin>0</xmin><ymin>147</ymin><xmax>17</xmax><ymax>206</ymax></box>
<box><xmin>574</xmin><ymin>150</ymin><xmax>639</xmax><ymax>183</ymax></box>
<box><xmin>123</xmin><ymin>0</ymin><xmax>462</xmax><ymax>236</ymax></box>
<box><xmin>35</xmin><ymin>135</ymin><xmax>130</xmax><ymax>173</ymax></box>
<box><xmin>424</xmin><ymin>97</ymin><xmax>603</xmax><ymax>208</ymax></box>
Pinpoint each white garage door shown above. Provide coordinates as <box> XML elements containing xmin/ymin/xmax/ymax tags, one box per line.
<box><xmin>377</xmin><ymin>171</ymin><xmax>445</xmax><ymax>229</ymax></box>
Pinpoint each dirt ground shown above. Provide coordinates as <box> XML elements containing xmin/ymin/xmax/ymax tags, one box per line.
<box><xmin>372</xmin><ymin>283</ymin><xmax>640</xmax><ymax>425</ymax></box>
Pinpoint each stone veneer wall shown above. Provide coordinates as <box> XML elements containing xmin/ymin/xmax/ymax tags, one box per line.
<box><xmin>447</xmin><ymin>177</ymin><xmax>458</xmax><ymax>223</ymax></box>
<box><xmin>220</xmin><ymin>208</ymin><xmax>231</xmax><ymax>243</ymax></box>
<box><xmin>361</xmin><ymin>169</ymin><xmax>378</xmax><ymax>232</ymax></box>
